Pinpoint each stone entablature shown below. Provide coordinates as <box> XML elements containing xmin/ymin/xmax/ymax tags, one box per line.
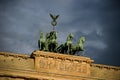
<box><xmin>32</xmin><ymin>50</ymin><xmax>94</xmax><ymax>77</ymax></box>
<box><xmin>91</xmin><ymin>63</ymin><xmax>120</xmax><ymax>70</ymax></box>
<box><xmin>32</xmin><ymin>50</ymin><xmax>94</xmax><ymax>63</ymax></box>
<box><xmin>0</xmin><ymin>51</ymin><xmax>30</xmax><ymax>59</ymax></box>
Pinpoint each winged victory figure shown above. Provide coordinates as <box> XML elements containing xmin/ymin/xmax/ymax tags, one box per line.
<box><xmin>50</xmin><ymin>13</ymin><xmax>59</xmax><ymax>30</ymax></box>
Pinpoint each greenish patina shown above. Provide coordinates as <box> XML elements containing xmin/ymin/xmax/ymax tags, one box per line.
<box><xmin>70</xmin><ymin>37</ymin><xmax>86</xmax><ymax>55</ymax></box>
<box><xmin>38</xmin><ymin>14</ymin><xmax>86</xmax><ymax>56</ymax></box>
<box><xmin>38</xmin><ymin>31</ymin><xmax>58</xmax><ymax>52</ymax></box>
<box><xmin>48</xmin><ymin>31</ymin><xmax>58</xmax><ymax>52</ymax></box>
<box><xmin>57</xmin><ymin>33</ymin><xmax>74</xmax><ymax>54</ymax></box>
<box><xmin>38</xmin><ymin>32</ymin><xmax>45</xmax><ymax>50</ymax></box>
<box><xmin>45</xmin><ymin>33</ymin><xmax>50</xmax><ymax>51</ymax></box>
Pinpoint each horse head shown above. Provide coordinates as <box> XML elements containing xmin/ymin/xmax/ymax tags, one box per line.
<box><xmin>67</xmin><ymin>33</ymin><xmax>74</xmax><ymax>41</ymax></box>
<box><xmin>79</xmin><ymin>37</ymin><xmax>85</xmax><ymax>43</ymax></box>
<box><xmin>77</xmin><ymin>36</ymin><xmax>86</xmax><ymax>51</ymax></box>
<box><xmin>69</xmin><ymin>33</ymin><xmax>74</xmax><ymax>40</ymax></box>
<box><xmin>40</xmin><ymin>32</ymin><xmax>44</xmax><ymax>38</ymax></box>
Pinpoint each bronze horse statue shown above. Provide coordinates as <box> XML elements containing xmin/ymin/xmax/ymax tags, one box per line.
<box><xmin>47</xmin><ymin>31</ymin><xmax>58</xmax><ymax>52</ymax></box>
<box><xmin>38</xmin><ymin>32</ymin><xmax>45</xmax><ymax>50</ymax></box>
<box><xmin>57</xmin><ymin>33</ymin><xmax>74</xmax><ymax>54</ymax></box>
<box><xmin>70</xmin><ymin>37</ymin><xmax>86</xmax><ymax>55</ymax></box>
<box><xmin>38</xmin><ymin>31</ymin><xmax>58</xmax><ymax>52</ymax></box>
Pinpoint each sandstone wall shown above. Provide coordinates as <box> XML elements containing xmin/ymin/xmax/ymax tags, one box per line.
<box><xmin>0</xmin><ymin>51</ymin><xmax>120</xmax><ymax>80</ymax></box>
<box><xmin>90</xmin><ymin>64</ymin><xmax>120</xmax><ymax>80</ymax></box>
<box><xmin>0</xmin><ymin>52</ymin><xmax>34</xmax><ymax>70</ymax></box>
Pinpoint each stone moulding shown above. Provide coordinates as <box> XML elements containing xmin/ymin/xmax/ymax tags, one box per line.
<box><xmin>0</xmin><ymin>52</ymin><xmax>30</xmax><ymax>59</ymax></box>
<box><xmin>0</xmin><ymin>66</ymin><xmax>114</xmax><ymax>80</ymax></box>
<box><xmin>91</xmin><ymin>63</ymin><xmax>120</xmax><ymax>70</ymax></box>
<box><xmin>31</xmin><ymin>50</ymin><xmax>94</xmax><ymax>64</ymax></box>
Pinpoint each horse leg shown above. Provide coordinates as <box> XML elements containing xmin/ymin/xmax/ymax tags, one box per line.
<box><xmin>41</xmin><ymin>43</ymin><xmax>44</xmax><ymax>50</ymax></box>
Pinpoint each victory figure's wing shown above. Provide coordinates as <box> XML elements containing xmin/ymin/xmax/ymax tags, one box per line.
<box><xmin>50</xmin><ymin>13</ymin><xmax>59</xmax><ymax>20</ymax></box>
<box><xmin>50</xmin><ymin>13</ymin><xmax>54</xmax><ymax>19</ymax></box>
<box><xmin>55</xmin><ymin>15</ymin><xmax>59</xmax><ymax>19</ymax></box>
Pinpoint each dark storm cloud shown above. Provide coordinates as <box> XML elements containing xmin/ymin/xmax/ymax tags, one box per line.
<box><xmin>68</xmin><ymin>0</ymin><xmax>120</xmax><ymax>66</ymax></box>
<box><xmin>94</xmin><ymin>0</ymin><xmax>120</xmax><ymax>66</ymax></box>
<box><xmin>0</xmin><ymin>0</ymin><xmax>120</xmax><ymax>66</ymax></box>
<box><xmin>0</xmin><ymin>0</ymin><xmax>73</xmax><ymax>53</ymax></box>
<box><xmin>0</xmin><ymin>0</ymin><xmax>43</xmax><ymax>53</ymax></box>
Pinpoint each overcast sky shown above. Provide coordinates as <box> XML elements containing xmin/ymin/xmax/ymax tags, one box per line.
<box><xmin>0</xmin><ymin>0</ymin><xmax>120</xmax><ymax>66</ymax></box>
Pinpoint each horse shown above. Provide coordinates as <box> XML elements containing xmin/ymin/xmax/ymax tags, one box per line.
<box><xmin>48</xmin><ymin>31</ymin><xmax>58</xmax><ymax>52</ymax></box>
<box><xmin>38</xmin><ymin>32</ymin><xmax>46</xmax><ymax>50</ymax></box>
<box><xmin>57</xmin><ymin>33</ymin><xmax>74</xmax><ymax>54</ymax></box>
<box><xmin>70</xmin><ymin>37</ymin><xmax>85</xmax><ymax>55</ymax></box>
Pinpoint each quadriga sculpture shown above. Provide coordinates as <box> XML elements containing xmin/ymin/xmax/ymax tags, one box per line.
<box><xmin>38</xmin><ymin>14</ymin><xmax>86</xmax><ymax>56</ymax></box>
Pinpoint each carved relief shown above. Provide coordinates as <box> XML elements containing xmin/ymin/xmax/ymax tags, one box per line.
<box><xmin>39</xmin><ymin>58</ymin><xmax>46</xmax><ymax>68</ymax></box>
<box><xmin>64</xmin><ymin>60</ymin><xmax>73</xmax><ymax>71</ymax></box>
<box><xmin>31</xmin><ymin>51</ymin><xmax>94</xmax><ymax>76</ymax></box>
<box><xmin>81</xmin><ymin>65</ymin><xmax>87</xmax><ymax>73</ymax></box>
<box><xmin>38</xmin><ymin>57</ymin><xmax>88</xmax><ymax>74</ymax></box>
